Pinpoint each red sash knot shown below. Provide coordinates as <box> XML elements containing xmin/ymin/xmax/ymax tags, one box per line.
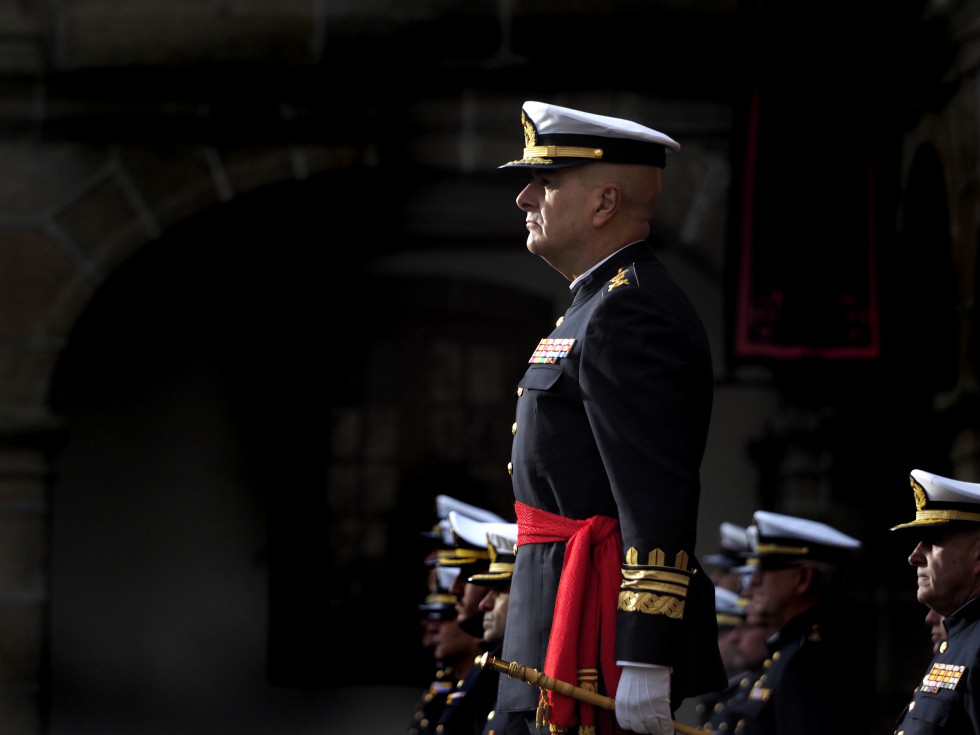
<box><xmin>515</xmin><ymin>501</ymin><xmax>623</xmax><ymax>732</ymax></box>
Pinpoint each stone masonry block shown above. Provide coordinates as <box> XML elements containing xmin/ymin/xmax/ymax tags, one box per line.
<box><xmin>0</xmin><ymin>142</ymin><xmax>112</xmax><ymax>219</ymax></box>
<box><xmin>0</xmin><ymin>230</ymin><xmax>76</xmax><ymax>337</ymax></box>
<box><xmin>114</xmin><ymin>145</ymin><xmax>221</xmax><ymax>234</ymax></box>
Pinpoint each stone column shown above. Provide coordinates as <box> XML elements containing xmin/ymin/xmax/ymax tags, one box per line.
<box><xmin>0</xmin><ymin>415</ymin><xmax>64</xmax><ymax>735</ymax></box>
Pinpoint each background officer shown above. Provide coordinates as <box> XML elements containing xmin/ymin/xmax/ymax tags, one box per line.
<box><xmin>891</xmin><ymin>468</ymin><xmax>980</xmax><ymax>734</ymax></box>
<box><xmin>728</xmin><ymin>510</ymin><xmax>865</xmax><ymax>735</ymax></box>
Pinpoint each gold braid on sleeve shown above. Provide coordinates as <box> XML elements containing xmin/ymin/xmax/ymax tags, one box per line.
<box><xmin>618</xmin><ymin>547</ymin><xmax>693</xmax><ymax>618</ymax></box>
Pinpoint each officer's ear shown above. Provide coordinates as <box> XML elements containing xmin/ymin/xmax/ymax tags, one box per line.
<box><xmin>592</xmin><ymin>182</ymin><xmax>622</xmax><ymax>227</ymax></box>
<box><xmin>794</xmin><ymin>564</ymin><xmax>815</xmax><ymax>595</ymax></box>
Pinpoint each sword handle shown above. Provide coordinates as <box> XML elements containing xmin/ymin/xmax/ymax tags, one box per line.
<box><xmin>479</xmin><ymin>652</ymin><xmax>702</xmax><ymax>735</ymax></box>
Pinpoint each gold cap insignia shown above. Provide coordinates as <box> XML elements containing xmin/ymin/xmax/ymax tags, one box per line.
<box><xmin>912</xmin><ymin>476</ymin><xmax>928</xmax><ymax>511</ymax></box>
<box><xmin>522</xmin><ymin>111</ymin><xmax>536</xmax><ymax>148</ymax></box>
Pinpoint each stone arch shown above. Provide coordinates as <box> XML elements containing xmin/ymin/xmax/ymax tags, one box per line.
<box><xmin>42</xmin><ymin>161</ymin><xmax>555</xmax><ymax>732</ymax></box>
<box><xmin>0</xmin><ymin>140</ymin><xmax>372</xmax><ymax>733</ymax></box>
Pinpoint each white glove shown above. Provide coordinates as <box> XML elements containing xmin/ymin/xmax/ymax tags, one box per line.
<box><xmin>614</xmin><ymin>661</ymin><xmax>674</xmax><ymax>735</ymax></box>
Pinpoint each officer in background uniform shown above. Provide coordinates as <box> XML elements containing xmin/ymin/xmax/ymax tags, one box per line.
<box><xmin>411</xmin><ymin>498</ymin><xmax>508</xmax><ymax>735</ymax></box>
<box><xmin>434</xmin><ymin>514</ymin><xmax>517</xmax><ymax>735</ymax></box>
<box><xmin>891</xmin><ymin>469</ymin><xmax>980</xmax><ymax>734</ymax></box>
<box><xmin>495</xmin><ymin>100</ymin><xmax>726</xmax><ymax>735</ymax></box>
<box><xmin>474</xmin><ymin>527</ymin><xmax>524</xmax><ymax>735</ymax></box>
<box><xmin>704</xmin><ymin>522</ymin><xmax>750</xmax><ymax>594</ymax></box>
<box><xmin>411</xmin><ymin>564</ymin><xmax>467</xmax><ymax>735</ymax></box>
<box><xmin>727</xmin><ymin>510</ymin><xmax>864</xmax><ymax>735</ymax></box>
<box><xmin>693</xmin><ymin>586</ymin><xmax>747</xmax><ymax>727</ymax></box>
<box><xmin>696</xmin><ymin>596</ymin><xmax>770</xmax><ymax>734</ymax></box>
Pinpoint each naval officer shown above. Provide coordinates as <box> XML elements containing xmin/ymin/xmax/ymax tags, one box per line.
<box><xmin>494</xmin><ymin>100</ymin><xmax>726</xmax><ymax>735</ymax></box>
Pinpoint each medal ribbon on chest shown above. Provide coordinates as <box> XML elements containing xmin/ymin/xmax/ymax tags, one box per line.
<box><xmin>528</xmin><ymin>338</ymin><xmax>576</xmax><ymax>364</ymax></box>
<box><xmin>921</xmin><ymin>662</ymin><xmax>966</xmax><ymax>693</ymax></box>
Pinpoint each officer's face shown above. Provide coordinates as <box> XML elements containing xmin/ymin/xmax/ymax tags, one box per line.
<box><xmin>731</xmin><ymin>614</ymin><xmax>770</xmax><ymax>671</ymax></box>
<box><xmin>908</xmin><ymin>527</ymin><xmax>980</xmax><ymax>616</ymax></box>
<box><xmin>480</xmin><ymin>588</ymin><xmax>510</xmax><ymax>646</ymax></box>
<box><xmin>744</xmin><ymin>564</ymin><xmax>807</xmax><ymax>634</ymax></box>
<box><xmin>455</xmin><ymin>582</ymin><xmax>489</xmax><ymax>627</ymax></box>
<box><xmin>433</xmin><ymin>618</ymin><xmax>479</xmax><ymax>662</ymax></box>
<box><xmin>516</xmin><ymin>167</ymin><xmax>596</xmax><ymax>273</ymax></box>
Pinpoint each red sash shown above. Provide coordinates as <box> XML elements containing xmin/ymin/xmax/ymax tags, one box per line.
<box><xmin>515</xmin><ymin>501</ymin><xmax>623</xmax><ymax>732</ymax></box>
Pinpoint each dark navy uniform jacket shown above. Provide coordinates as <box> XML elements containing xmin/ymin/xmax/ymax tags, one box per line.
<box><xmin>895</xmin><ymin>597</ymin><xmax>980</xmax><ymax>734</ymax></box>
<box><xmin>498</xmin><ymin>241</ymin><xmax>725</xmax><ymax>715</ymax></box>
<box><xmin>410</xmin><ymin>663</ymin><xmax>458</xmax><ymax>735</ymax></box>
<box><xmin>695</xmin><ymin>668</ymin><xmax>760</xmax><ymax>733</ymax></box>
<box><xmin>726</xmin><ymin>601</ymin><xmax>867</xmax><ymax>735</ymax></box>
<box><xmin>434</xmin><ymin>644</ymin><xmax>501</xmax><ymax>735</ymax></box>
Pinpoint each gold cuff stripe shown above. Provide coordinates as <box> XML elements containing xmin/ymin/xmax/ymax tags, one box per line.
<box><xmin>621</xmin><ymin>580</ymin><xmax>688</xmax><ymax>596</ymax></box>
<box><xmin>916</xmin><ymin>509</ymin><xmax>980</xmax><ymax>523</ymax></box>
<box><xmin>618</xmin><ymin>590</ymin><xmax>685</xmax><ymax>618</ymax></box>
<box><xmin>621</xmin><ymin>568</ymin><xmax>691</xmax><ymax>586</ymax></box>
<box><xmin>486</xmin><ymin>562</ymin><xmax>515</xmax><ymax>574</ymax></box>
<box><xmin>522</xmin><ymin>145</ymin><xmax>604</xmax><ymax>160</ymax></box>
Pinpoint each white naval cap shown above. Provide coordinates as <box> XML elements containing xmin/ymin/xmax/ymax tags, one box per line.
<box><xmin>891</xmin><ymin>469</ymin><xmax>980</xmax><ymax>531</ymax></box>
<box><xmin>704</xmin><ymin>522</ymin><xmax>750</xmax><ymax>569</ymax></box>
<box><xmin>498</xmin><ymin>100</ymin><xmax>679</xmax><ymax>172</ymax></box>
<box><xmin>435</xmin><ymin>495</ymin><xmax>508</xmax><ymax>524</ymax></box>
<box><xmin>436</xmin><ymin>509</ymin><xmax>503</xmax><ymax>572</ymax></box>
<box><xmin>418</xmin><ymin>565</ymin><xmax>461</xmax><ymax>619</ymax></box>
<box><xmin>714</xmin><ymin>586</ymin><xmax>747</xmax><ymax>628</ymax></box>
<box><xmin>743</xmin><ymin>510</ymin><xmax>861</xmax><ymax>568</ymax></box>
<box><xmin>425</xmin><ymin>495</ymin><xmax>508</xmax><ymax>566</ymax></box>
<box><xmin>461</xmin><ymin>519</ymin><xmax>519</xmax><ymax>587</ymax></box>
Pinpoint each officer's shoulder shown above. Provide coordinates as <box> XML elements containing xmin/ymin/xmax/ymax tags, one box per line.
<box><xmin>601</xmin><ymin>264</ymin><xmax>639</xmax><ymax>297</ymax></box>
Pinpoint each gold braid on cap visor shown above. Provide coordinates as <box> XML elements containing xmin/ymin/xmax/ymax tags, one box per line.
<box><xmin>754</xmin><ymin>543</ymin><xmax>809</xmax><ymax>555</ymax></box>
<box><xmin>912</xmin><ymin>509</ymin><xmax>980</xmax><ymax>524</ymax></box>
<box><xmin>507</xmin><ymin>145</ymin><xmax>604</xmax><ymax>165</ymax></box>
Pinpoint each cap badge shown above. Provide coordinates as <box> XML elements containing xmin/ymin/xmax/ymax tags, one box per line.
<box><xmin>912</xmin><ymin>477</ymin><xmax>928</xmax><ymax>511</ymax></box>
<box><xmin>921</xmin><ymin>663</ymin><xmax>965</xmax><ymax>693</ymax></box>
<box><xmin>529</xmin><ymin>337</ymin><xmax>576</xmax><ymax>364</ymax></box>
<box><xmin>522</xmin><ymin>111</ymin><xmax>536</xmax><ymax>148</ymax></box>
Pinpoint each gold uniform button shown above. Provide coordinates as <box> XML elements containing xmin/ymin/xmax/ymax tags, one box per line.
<box><xmin>512</xmin><ymin>422</ymin><xmax>518</xmax><ymax>435</ymax></box>
<box><xmin>517</xmin><ymin>387</ymin><xmax>524</xmax><ymax>397</ymax></box>
<box><xmin>940</xmin><ymin>641</ymin><xmax>948</xmax><ymax>653</ymax></box>
<box><xmin>908</xmin><ymin>701</ymin><xmax>915</xmax><ymax>711</ymax></box>
<box><xmin>556</xmin><ymin>316</ymin><xmax>564</xmax><ymax>326</ymax></box>
<box><xmin>507</xmin><ymin>462</ymin><xmax>513</xmax><ymax>475</ymax></box>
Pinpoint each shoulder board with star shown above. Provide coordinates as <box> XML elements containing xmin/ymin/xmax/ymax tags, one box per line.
<box><xmin>603</xmin><ymin>264</ymin><xmax>638</xmax><ymax>296</ymax></box>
